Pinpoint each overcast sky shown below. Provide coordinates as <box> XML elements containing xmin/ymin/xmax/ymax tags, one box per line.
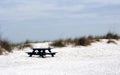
<box><xmin>0</xmin><ymin>0</ymin><xmax>120</xmax><ymax>43</ymax></box>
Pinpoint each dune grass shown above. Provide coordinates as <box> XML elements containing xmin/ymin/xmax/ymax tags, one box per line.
<box><xmin>51</xmin><ymin>32</ymin><xmax>120</xmax><ymax>47</ymax></box>
<box><xmin>0</xmin><ymin>39</ymin><xmax>12</xmax><ymax>54</ymax></box>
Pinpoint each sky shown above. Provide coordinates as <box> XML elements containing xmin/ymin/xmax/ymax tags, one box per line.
<box><xmin>0</xmin><ymin>0</ymin><xmax>120</xmax><ymax>43</ymax></box>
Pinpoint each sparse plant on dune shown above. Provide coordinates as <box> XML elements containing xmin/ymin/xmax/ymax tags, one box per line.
<box><xmin>73</xmin><ymin>37</ymin><xmax>91</xmax><ymax>46</ymax></box>
<box><xmin>0</xmin><ymin>39</ymin><xmax>12</xmax><ymax>55</ymax></box>
<box><xmin>51</xmin><ymin>32</ymin><xmax>120</xmax><ymax>47</ymax></box>
<box><xmin>50</xmin><ymin>39</ymin><xmax>65</xmax><ymax>47</ymax></box>
<box><xmin>107</xmin><ymin>39</ymin><xmax>116</xmax><ymax>44</ymax></box>
<box><xmin>104</xmin><ymin>32</ymin><xmax>119</xmax><ymax>40</ymax></box>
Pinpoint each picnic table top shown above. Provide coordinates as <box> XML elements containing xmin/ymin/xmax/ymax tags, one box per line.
<box><xmin>32</xmin><ymin>47</ymin><xmax>53</xmax><ymax>50</ymax></box>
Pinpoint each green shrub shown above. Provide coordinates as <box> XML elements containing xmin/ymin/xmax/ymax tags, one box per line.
<box><xmin>50</xmin><ymin>39</ymin><xmax>65</xmax><ymax>47</ymax></box>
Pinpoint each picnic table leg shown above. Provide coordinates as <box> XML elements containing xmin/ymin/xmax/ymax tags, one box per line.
<box><xmin>30</xmin><ymin>50</ymin><xmax>35</xmax><ymax>57</ymax></box>
<box><xmin>51</xmin><ymin>54</ymin><xmax>54</xmax><ymax>57</ymax></box>
<box><xmin>48</xmin><ymin>49</ymin><xmax>55</xmax><ymax>57</ymax></box>
<box><xmin>39</xmin><ymin>53</ymin><xmax>45</xmax><ymax>58</ymax></box>
<box><xmin>48</xmin><ymin>49</ymin><xmax>52</xmax><ymax>53</ymax></box>
<box><xmin>32</xmin><ymin>50</ymin><xmax>35</xmax><ymax>53</ymax></box>
<box><xmin>42</xmin><ymin>50</ymin><xmax>46</xmax><ymax>58</ymax></box>
<box><xmin>38</xmin><ymin>50</ymin><xmax>45</xmax><ymax>58</ymax></box>
<box><xmin>29</xmin><ymin>54</ymin><xmax>32</xmax><ymax>57</ymax></box>
<box><xmin>41</xmin><ymin>55</ymin><xmax>45</xmax><ymax>58</ymax></box>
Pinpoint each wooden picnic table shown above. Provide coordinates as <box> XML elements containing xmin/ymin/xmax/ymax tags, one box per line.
<box><xmin>26</xmin><ymin>47</ymin><xmax>57</xmax><ymax>58</ymax></box>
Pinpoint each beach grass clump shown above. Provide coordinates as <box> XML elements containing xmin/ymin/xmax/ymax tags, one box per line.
<box><xmin>0</xmin><ymin>39</ymin><xmax>12</xmax><ymax>54</ymax></box>
<box><xmin>50</xmin><ymin>39</ymin><xmax>65</xmax><ymax>47</ymax></box>
<box><xmin>73</xmin><ymin>37</ymin><xmax>91</xmax><ymax>46</ymax></box>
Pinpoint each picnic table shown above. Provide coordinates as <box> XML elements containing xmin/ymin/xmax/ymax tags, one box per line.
<box><xmin>26</xmin><ymin>47</ymin><xmax>57</xmax><ymax>58</ymax></box>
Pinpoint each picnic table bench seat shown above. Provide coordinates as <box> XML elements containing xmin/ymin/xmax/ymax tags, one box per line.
<box><xmin>26</xmin><ymin>52</ymin><xmax>57</xmax><ymax>57</ymax></box>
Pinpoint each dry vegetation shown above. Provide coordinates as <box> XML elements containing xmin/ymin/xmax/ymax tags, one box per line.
<box><xmin>0</xmin><ymin>32</ymin><xmax>120</xmax><ymax>54</ymax></box>
<box><xmin>12</xmin><ymin>40</ymin><xmax>33</xmax><ymax>50</ymax></box>
<box><xmin>0</xmin><ymin>39</ymin><xmax>12</xmax><ymax>55</ymax></box>
<box><xmin>50</xmin><ymin>32</ymin><xmax>120</xmax><ymax>47</ymax></box>
<box><xmin>50</xmin><ymin>39</ymin><xmax>65</xmax><ymax>47</ymax></box>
